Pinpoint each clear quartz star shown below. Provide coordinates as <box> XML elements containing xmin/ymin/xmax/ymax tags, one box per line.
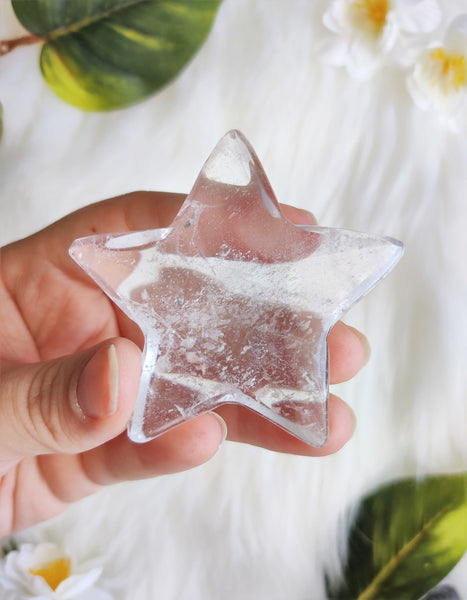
<box><xmin>69</xmin><ymin>130</ymin><xmax>403</xmax><ymax>447</ymax></box>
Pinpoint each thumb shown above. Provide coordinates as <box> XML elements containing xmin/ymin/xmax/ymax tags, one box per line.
<box><xmin>0</xmin><ymin>338</ymin><xmax>141</xmax><ymax>460</ymax></box>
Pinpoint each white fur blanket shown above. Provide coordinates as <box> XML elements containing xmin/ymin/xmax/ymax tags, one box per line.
<box><xmin>1</xmin><ymin>0</ymin><xmax>466</xmax><ymax>597</ymax></box>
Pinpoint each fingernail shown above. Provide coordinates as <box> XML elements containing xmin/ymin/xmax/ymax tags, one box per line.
<box><xmin>210</xmin><ymin>412</ymin><xmax>228</xmax><ymax>445</ymax></box>
<box><xmin>348</xmin><ymin>326</ymin><xmax>371</xmax><ymax>365</ymax></box>
<box><xmin>77</xmin><ymin>344</ymin><xmax>119</xmax><ymax>418</ymax></box>
<box><xmin>294</xmin><ymin>208</ymin><xmax>317</xmax><ymax>226</ymax></box>
<box><xmin>302</xmin><ymin>209</ymin><xmax>317</xmax><ymax>225</ymax></box>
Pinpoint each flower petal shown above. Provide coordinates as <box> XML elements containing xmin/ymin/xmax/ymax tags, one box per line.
<box><xmin>1</xmin><ymin>545</ymin><xmax>52</xmax><ymax>595</ymax></box>
<box><xmin>407</xmin><ymin>70</ymin><xmax>433</xmax><ymax>110</ymax></box>
<box><xmin>347</xmin><ymin>38</ymin><xmax>382</xmax><ymax>80</ymax></box>
<box><xmin>30</xmin><ymin>544</ymin><xmax>64</xmax><ymax>569</ymax></box>
<box><xmin>0</xmin><ymin>543</ymin><xmax>110</xmax><ymax>600</ymax></box>
<box><xmin>396</xmin><ymin>0</ymin><xmax>442</xmax><ymax>34</ymax></box>
<box><xmin>444</xmin><ymin>14</ymin><xmax>467</xmax><ymax>54</ymax></box>
<box><xmin>56</xmin><ymin>567</ymin><xmax>103</xmax><ymax>598</ymax></box>
<box><xmin>379</xmin><ymin>16</ymin><xmax>399</xmax><ymax>53</ymax></box>
<box><xmin>323</xmin><ymin>0</ymin><xmax>351</xmax><ymax>34</ymax></box>
<box><xmin>317</xmin><ymin>37</ymin><xmax>349</xmax><ymax>66</ymax></box>
<box><xmin>407</xmin><ymin>50</ymin><xmax>467</xmax><ymax>116</ymax></box>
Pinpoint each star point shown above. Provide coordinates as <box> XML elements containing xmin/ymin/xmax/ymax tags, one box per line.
<box><xmin>70</xmin><ymin>131</ymin><xmax>403</xmax><ymax>447</ymax></box>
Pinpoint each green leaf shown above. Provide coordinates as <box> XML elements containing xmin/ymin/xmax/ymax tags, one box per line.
<box><xmin>328</xmin><ymin>473</ymin><xmax>467</xmax><ymax>600</ymax></box>
<box><xmin>11</xmin><ymin>0</ymin><xmax>222</xmax><ymax>111</ymax></box>
<box><xmin>1</xmin><ymin>538</ymin><xmax>18</xmax><ymax>558</ymax></box>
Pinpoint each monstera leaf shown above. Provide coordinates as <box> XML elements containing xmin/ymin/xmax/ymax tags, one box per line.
<box><xmin>11</xmin><ymin>0</ymin><xmax>222</xmax><ymax>110</ymax></box>
<box><xmin>328</xmin><ymin>473</ymin><xmax>467</xmax><ymax>600</ymax></box>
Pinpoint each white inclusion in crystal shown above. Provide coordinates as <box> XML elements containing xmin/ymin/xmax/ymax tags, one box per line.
<box><xmin>69</xmin><ymin>130</ymin><xmax>403</xmax><ymax>448</ymax></box>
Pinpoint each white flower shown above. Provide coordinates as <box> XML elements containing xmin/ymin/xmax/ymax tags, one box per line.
<box><xmin>320</xmin><ymin>0</ymin><xmax>442</xmax><ymax>80</ymax></box>
<box><xmin>407</xmin><ymin>15</ymin><xmax>467</xmax><ymax>130</ymax></box>
<box><xmin>0</xmin><ymin>543</ymin><xmax>113</xmax><ymax>600</ymax></box>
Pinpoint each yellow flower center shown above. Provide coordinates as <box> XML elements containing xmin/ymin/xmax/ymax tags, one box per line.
<box><xmin>351</xmin><ymin>0</ymin><xmax>390</xmax><ymax>37</ymax></box>
<box><xmin>29</xmin><ymin>557</ymin><xmax>71</xmax><ymax>591</ymax></box>
<box><xmin>430</xmin><ymin>48</ymin><xmax>467</xmax><ymax>94</ymax></box>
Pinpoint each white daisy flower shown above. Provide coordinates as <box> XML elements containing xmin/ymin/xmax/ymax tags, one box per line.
<box><xmin>320</xmin><ymin>0</ymin><xmax>442</xmax><ymax>80</ymax></box>
<box><xmin>0</xmin><ymin>543</ymin><xmax>112</xmax><ymax>600</ymax></box>
<box><xmin>407</xmin><ymin>15</ymin><xmax>467</xmax><ymax>130</ymax></box>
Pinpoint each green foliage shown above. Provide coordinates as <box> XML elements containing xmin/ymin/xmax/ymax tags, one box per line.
<box><xmin>329</xmin><ymin>473</ymin><xmax>467</xmax><ymax>600</ymax></box>
<box><xmin>1</xmin><ymin>538</ymin><xmax>18</xmax><ymax>558</ymax></box>
<box><xmin>12</xmin><ymin>0</ymin><xmax>222</xmax><ymax>110</ymax></box>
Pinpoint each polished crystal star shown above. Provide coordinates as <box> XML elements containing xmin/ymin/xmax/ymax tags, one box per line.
<box><xmin>70</xmin><ymin>130</ymin><xmax>403</xmax><ymax>447</ymax></box>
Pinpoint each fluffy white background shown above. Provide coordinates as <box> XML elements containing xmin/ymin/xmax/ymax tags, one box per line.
<box><xmin>1</xmin><ymin>0</ymin><xmax>466</xmax><ymax>598</ymax></box>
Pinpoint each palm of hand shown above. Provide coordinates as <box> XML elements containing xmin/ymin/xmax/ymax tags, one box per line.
<box><xmin>0</xmin><ymin>192</ymin><xmax>363</xmax><ymax>536</ymax></box>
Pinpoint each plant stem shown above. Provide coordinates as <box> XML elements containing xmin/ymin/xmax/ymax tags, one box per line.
<box><xmin>0</xmin><ymin>0</ymin><xmax>141</xmax><ymax>55</ymax></box>
<box><xmin>0</xmin><ymin>34</ymin><xmax>42</xmax><ymax>55</ymax></box>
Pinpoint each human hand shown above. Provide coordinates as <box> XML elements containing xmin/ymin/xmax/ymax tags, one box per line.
<box><xmin>0</xmin><ymin>192</ymin><xmax>368</xmax><ymax>536</ymax></box>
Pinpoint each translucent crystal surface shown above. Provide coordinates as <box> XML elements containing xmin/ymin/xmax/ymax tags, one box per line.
<box><xmin>69</xmin><ymin>130</ymin><xmax>403</xmax><ymax>447</ymax></box>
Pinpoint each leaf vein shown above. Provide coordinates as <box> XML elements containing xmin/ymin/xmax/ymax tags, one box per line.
<box><xmin>45</xmin><ymin>0</ymin><xmax>149</xmax><ymax>40</ymax></box>
<box><xmin>356</xmin><ymin>502</ymin><xmax>456</xmax><ymax>600</ymax></box>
